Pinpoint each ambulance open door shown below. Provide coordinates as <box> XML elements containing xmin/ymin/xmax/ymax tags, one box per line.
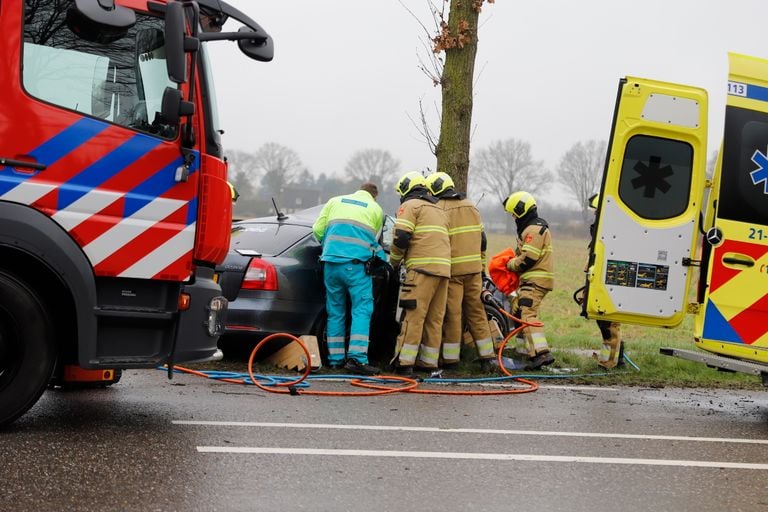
<box><xmin>582</xmin><ymin>77</ymin><xmax>708</xmax><ymax>328</ymax></box>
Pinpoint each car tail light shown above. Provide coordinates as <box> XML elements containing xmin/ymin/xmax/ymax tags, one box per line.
<box><xmin>242</xmin><ymin>258</ymin><xmax>278</xmax><ymax>291</ymax></box>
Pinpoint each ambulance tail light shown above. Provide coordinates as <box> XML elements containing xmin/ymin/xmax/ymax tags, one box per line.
<box><xmin>242</xmin><ymin>258</ymin><xmax>278</xmax><ymax>291</ymax></box>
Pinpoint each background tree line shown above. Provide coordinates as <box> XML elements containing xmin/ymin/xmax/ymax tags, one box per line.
<box><xmin>226</xmin><ymin>137</ymin><xmax>607</xmax><ymax>236</ymax></box>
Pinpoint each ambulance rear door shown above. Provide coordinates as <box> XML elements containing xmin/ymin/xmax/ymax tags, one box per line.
<box><xmin>694</xmin><ymin>53</ymin><xmax>768</xmax><ymax>364</ymax></box>
<box><xmin>583</xmin><ymin>77</ymin><xmax>708</xmax><ymax>327</ymax></box>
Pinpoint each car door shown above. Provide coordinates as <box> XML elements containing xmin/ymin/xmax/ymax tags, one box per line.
<box><xmin>693</xmin><ymin>53</ymin><xmax>768</xmax><ymax>363</ymax></box>
<box><xmin>582</xmin><ymin>76</ymin><xmax>708</xmax><ymax>327</ymax></box>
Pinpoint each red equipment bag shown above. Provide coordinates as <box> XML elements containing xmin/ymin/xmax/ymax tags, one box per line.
<box><xmin>488</xmin><ymin>248</ymin><xmax>520</xmax><ymax>295</ymax></box>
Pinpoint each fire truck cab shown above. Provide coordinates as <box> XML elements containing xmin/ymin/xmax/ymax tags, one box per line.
<box><xmin>0</xmin><ymin>0</ymin><xmax>272</xmax><ymax>426</ymax></box>
<box><xmin>583</xmin><ymin>53</ymin><xmax>768</xmax><ymax>385</ymax></box>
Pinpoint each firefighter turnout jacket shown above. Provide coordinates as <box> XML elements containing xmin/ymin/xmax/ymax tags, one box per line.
<box><xmin>506</xmin><ymin>216</ymin><xmax>553</xmax><ymax>290</ymax></box>
<box><xmin>389</xmin><ymin>195</ymin><xmax>450</xmax><ymax>276</ymax></box>
<box><xmin>436</xmin><ymin>192</ymin><xmax>494</xmax><ymax>363</ymax></box>
<box><xmin>438</xmin><ymin>194</ymin><xmax>486</xmax><ymax>275</ymax></box>
<box><xmin>390</xmin><ymin>190</ymin><xmax>451</xmax><ymax>369</ymax></box>
<box><xmin>505</xmin><ymin>211</ymin><xmax>554</xmax><ymax>360</ymax></box>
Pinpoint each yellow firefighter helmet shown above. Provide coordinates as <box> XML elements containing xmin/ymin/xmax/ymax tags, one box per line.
<box><xmin>425</xmin><ymin>172</ymin><xmax>455</xmax><ymax>196</ymax></box>
<box><xmin>503</xmin><ymin>191</ymin><xmax>536</xmax><ymax>218</ymax></box>
<box><xmin>395</xmin><ymin>171</ymin><xmax>426</xmax><ymax>197</ymax></box>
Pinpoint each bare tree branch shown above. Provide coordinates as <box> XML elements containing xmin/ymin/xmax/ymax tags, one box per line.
<box><xmin>470</xmin><ymin>138</ymin><xmax>552</xmax><ymax>203</ymax></box>
<box><xmin>343</xmin><ymin>149</ymin><xmax>401</xmax><ymax>191</ymax></box>
<box><xmin>557</xmin><ymin>140</ymin><xmax>607</xmax><ymax>221</ymax></box>
<box><xmin>253</xmin><ymin>142</ymin><xmax>305</xmax><ymax>198</ymax></box>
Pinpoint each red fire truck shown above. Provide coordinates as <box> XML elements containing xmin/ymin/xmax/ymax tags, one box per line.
<box><xmin>0</xmin><ymin>0</ymin><xmax>272</xmax><ymax>426</ymax></box>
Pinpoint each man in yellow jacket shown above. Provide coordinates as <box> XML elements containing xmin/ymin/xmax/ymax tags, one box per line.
<box><xmin>389</xmin><ymin>172</ymin><xmax>451</xmax><ymax>375</ymax></box>
<box><xmin>426</xmin><ymin>171</ymin><xmax>495</xmax><ymax>370</ymax></box>
<box><xmin>503</xmin><ymin>191</ymin><xmax>555</xmax><ymax>369</ymax></box>
<box><xmin>312</xmin><ymin>183</ymin><xmax>386</xmax><ymax>375</ymax></box>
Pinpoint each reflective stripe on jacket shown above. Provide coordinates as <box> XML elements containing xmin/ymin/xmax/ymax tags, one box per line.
<box><xmin>507</xmin><ymin>222</ymin><xmax>554</xmax><ymax>290</ymax></box>
<box><xmin>389</xmin><ymin>198</ymin><xmax>451</xmax><ymax>277</ymax></box>
<box><xmin>312</xmin><ymin>190</ymin><xmax>386</xmax><ymax>263</ymax></box>
<box><xmin>438</xmin><ymin>197</ymin><xmax>485</xmax><ymax>276</ymax></box>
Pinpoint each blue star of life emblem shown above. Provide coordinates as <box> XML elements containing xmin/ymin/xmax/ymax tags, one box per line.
<box><xmin>750</xmin><ymin>147</ymin><xmax>768</xmax><ymax>194</ymax></box>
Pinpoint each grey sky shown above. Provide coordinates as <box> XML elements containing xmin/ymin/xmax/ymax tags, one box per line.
<box><xmin>208</xmin><ymin>0</ymin><xmax>768</xmax><ymax>206</ymax></box>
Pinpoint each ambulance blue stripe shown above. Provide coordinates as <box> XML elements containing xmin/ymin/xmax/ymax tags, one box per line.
<box><xmin>702</xmin><ymin>301</ymin><xmax>744</xmax><ymax>344</ymax></box>
<box><xmin>0</xmin><ymin>118</ymin><xmax>107</xmax><ymax>196</ymax></box>
<box><xmin>743</xmin><ymin>83</ymin><xmax>768</xmax><ymax>103</ymax></box>
<box><xmin>57</xmin><ymin>133</ymin><xmax>162</xmax><ymax>210</ymax></box>
<box><xmin>123</xmin><ymin>152</ymin><xmax>199</xmax><ymax>218</ymax></box>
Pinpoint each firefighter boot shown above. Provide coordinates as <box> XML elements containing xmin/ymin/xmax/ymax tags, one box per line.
<box><xmin>344</xmin><ymin>359</ymin><xmax>379</xmax><ymax>376</ymax></box>
<box><xmin>526</xmin><ymin>351</ymin><xmax>555</xmax><ymax>370</ymax></box>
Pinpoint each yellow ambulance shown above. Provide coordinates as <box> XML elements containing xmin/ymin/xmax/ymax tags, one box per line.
<box><xmin>582</xmin><ymin>53</ymin><xmax>768</xmax><ymax>384</ymax></box>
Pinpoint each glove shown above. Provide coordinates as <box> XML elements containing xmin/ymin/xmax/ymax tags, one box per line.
<box><xmin>505</xmin><ymin>259</ymin><xmax>516</xmax><ymax>272</ymax></box>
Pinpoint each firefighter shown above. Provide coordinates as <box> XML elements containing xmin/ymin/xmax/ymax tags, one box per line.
<box><xmin>502</xmin><ymin>191</ymin><xmax>555</xmax><ymax>369</ymax></box>
<box><xmin>389</xmin><ymin>172</ymin><xmax>451</xmax><ymax>375</ymax></box>
<box><xmin>425</xmin><ymin>171</ymin><xmax>495</xmax><ymax>370</ymax></box>
<box><xmin>586</xmin><ymin>193</ymin><xmax>624</xmax><ymax>369</ymax></box>
<box><xmin>312</xmin><ymin>182</ymin><xmax>386</xmax><ymax>375</ymax></box>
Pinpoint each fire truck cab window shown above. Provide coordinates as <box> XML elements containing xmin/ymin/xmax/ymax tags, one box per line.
<box><xmin>618</xmin><ymin>135</ymin><xmax>693</xmax><ymax>220</ymax></box>
<box><xmin>22</xmin><ymin>1</ymin><xmax>176</xmax><ymax>138</ymax></box>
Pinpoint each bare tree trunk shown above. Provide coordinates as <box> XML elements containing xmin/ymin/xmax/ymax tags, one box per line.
<box><xmin>435</xmin><ymin>0</ymin><xmax>479</xmax><ymax>194</ymax></box>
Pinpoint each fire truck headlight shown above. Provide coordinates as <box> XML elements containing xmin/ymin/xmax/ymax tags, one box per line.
<box><xmin>206</xmin><ymin>296</ymin><xmax>228</xmax><ymax>336</ymax></box>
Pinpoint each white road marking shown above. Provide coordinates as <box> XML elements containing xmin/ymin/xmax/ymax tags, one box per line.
<box><xmin>195</xmin><ymin>446</ymin><xmax>768</xmax><ymax>470</ymax></box>
<box><xmin>538</xmin><ymin>384</ymin><xmax>618</xmax><ymax>391</ymax></box>
<box><xmin>173</xmin><ymin>420</ymin><xmax>768</xmax><ymax>445</ymax></box>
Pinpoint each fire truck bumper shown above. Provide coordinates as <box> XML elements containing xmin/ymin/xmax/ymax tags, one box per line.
<box><xmin>174</xmin><ymin>266</ymin><xmax>228</xmax><ymax>363</ymax></box>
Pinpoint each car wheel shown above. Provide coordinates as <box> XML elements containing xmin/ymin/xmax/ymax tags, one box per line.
<box><xmin>485</xmin><ymin>302</ymin><xmax>509</xmax><ymax>335</ymax></box>
<box><xmin>0</xmin><ymin>271</ymin><xmax>56</xmax><ymax>427</ymax></box>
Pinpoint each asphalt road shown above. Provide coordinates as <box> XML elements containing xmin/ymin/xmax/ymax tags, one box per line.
<box><xmin>2</xmin><ymin>369</ymin><xmax>768</xmax><ymax>512</ymax></box>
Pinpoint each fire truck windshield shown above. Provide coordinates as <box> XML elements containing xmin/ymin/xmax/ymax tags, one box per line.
<box><xmin>22</xmin><ymin>2</ymin><xmax>177</xmax><ymax>138</ymax></box>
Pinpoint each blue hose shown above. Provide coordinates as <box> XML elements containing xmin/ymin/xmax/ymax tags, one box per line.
<box><xmin>162</xmin><ymin>350</ymin><xmax>641</xmax><ymax>388</ymax></box>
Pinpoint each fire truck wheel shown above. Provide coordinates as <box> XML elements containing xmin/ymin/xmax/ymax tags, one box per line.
<box><xmin>0</xmin><ymin>271</ymin><xmax>55</xmax><ymax>428</ymax></box>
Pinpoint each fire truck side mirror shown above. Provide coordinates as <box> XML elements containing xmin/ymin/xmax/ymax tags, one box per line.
<box><xmin>161</xmin><ymin>87</ymin><xmax>195</xmax><ymax>126</ymax></box>
<box><xmin>68</xmin><ymin>0</ymin><xmax>136</xmax><ymax>44</ymax></box>
<box><xmin>236</xmin><ymin>26</ymin><xmax>274</xmax><ymax>62</ymax></box>
<box><xmin>165</xmin><ymin>1</ymin><xmax>188</xmax><ymax>84</ymax></box>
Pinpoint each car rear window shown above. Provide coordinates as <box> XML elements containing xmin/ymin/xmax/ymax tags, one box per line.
<box><xmin>230</xmin><ymin>223</ymin><xmax>311</xmax><ymax>256</ymax></box>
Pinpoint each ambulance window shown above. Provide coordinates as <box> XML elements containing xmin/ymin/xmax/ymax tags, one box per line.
<box><xmin>718</xmin><ymin>107</ymin><xmax>768</xmax><ymax>224</ymax></box>
<box><xmin>618</xmin><ymin>135</ymin><xmax>693</xmax><ymax>220</ymax></box>
<box><xmin>22</xmin><ymin>1</ymin><xmax>176</xmax><ymax>139</ymax></box>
